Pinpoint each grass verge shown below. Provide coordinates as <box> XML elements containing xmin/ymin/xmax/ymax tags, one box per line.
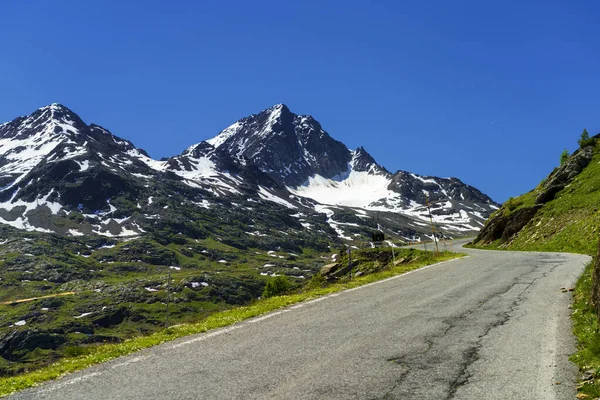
<box><xmin>0</xmin><ymin>251</ymin><xmax>462</xmax><ymax>397</ymax></box>
<box><xmin>570</xmin><ymin>260</ymin><xmax>600</xmax><ymax>398</ymax></box>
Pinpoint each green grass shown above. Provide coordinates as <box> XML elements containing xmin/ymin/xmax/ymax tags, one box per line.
<box><xmin>570</xmin><ymin>261</ymin><xmax>600</xmax><ymax>398</ymax></box>
<box><xmin>0</xmin><ymin>250</ymin><xmax>462</xmax><ymax>397</ymax></box>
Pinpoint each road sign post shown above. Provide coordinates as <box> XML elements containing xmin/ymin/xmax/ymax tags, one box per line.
<box><xmin>348</xmin><ymin>247</ymin><xmax>352</xmax><ymax>280</ymax></box>
<box><xmin>165</xmin><ymin>271</ymin><xmax>171</xmax><ymax>328</ymax></box>
<box><xmin>425</xmin><ymin>197</ymin><xmax>440</xmax><ymax>254</ymax></box>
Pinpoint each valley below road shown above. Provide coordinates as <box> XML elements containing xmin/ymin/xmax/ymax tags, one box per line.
<box><xmin>10</xmin><ymin>242</ymin><xmax>591</xmax><ymax>400</ymax></box>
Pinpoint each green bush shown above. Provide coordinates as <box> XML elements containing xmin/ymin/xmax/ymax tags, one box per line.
<box><xmin>505</xmin><ymin>196</ymin><xmax>523</xmax><ymax>211</ymax></box>
<box><xmin>560</xmin><ymin>149</ymin><xmax>569</xmax><ymax>165</ymax></box>
<box><xmin>306</xmin><ymin>272</ymin><xmax>326</xmax><ymax>289</ymax></box>
<box><xmin>62</xmin><ymin>346</ymin><xmax>91</xmax><ymax>358</ymax></box>
<box><xmin>262</xmin><ymin>276</ymin><xmax>291</xmax><ymax>298</ymax></box>
<box><xmin>578</xmin><ymin>129</ymin><xmax>596</xmax><ymax>148</ymax></box>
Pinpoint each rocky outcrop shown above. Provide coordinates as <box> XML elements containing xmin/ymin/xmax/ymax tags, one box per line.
<box><xmin>536</xmin><ymin>146</ymin><xmax>594</xmax><ymax>204</ymax></box>
<box><xmin>320</xmin><ymin>261</ymin><xmax>353</xmax><ymax>281</ymax></box>
<box><xmin>320</xmin><ymin>248</ymin><xmax>416</xmax><ymax>280</ymax></box>
<box><xmin>0</xmin><ymin>329</ymin><xmax>66</xmax><ymax>361</ymax></box>
<box><xmin>473</xmin><ymin>205</ymin><xmax>542</xmax><ymax>245</ymax></box>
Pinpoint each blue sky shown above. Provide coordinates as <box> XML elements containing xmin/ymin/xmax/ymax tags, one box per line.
<box><xmin>1</xmin><ymin>1</ymin><xmax>599</xmax><ymax>203</ymax></box>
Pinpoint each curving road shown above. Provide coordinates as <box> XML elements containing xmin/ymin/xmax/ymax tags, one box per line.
<box><xmin>10</xmin><ymin>243</ymin><xmax>591</xmax><ymax>399</ymax></box>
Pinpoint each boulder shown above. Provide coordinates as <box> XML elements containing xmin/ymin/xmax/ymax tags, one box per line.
<box><xmin>320</xmin><ymin>261</ymin><xmax>355</xmax><ymax>281</ymax></box>
<box><xmin>474</xmin><ymin>205</ymin><xmax>542</xmax><ymax>244</ymax></box>
<box><xmin>320</xmin><ymin>263</ymin><xmax>339</xmax><ymax>276</ymax></box>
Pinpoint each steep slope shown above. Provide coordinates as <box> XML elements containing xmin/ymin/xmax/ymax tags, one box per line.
<box><xmin>0</xmin><ymin>103</ymin><xmax>162</xmax><ymax>235</ymax></box>
<box><xmin>471</xmin><ymin>135</ymin><xmax>600</xmax><ymax>254</ymax></box>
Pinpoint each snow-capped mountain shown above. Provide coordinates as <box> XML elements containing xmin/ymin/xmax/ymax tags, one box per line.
<box><xmin>0</xmin><ymin>104</ymin><xmax>163</xmax><ymax>234</ymax></box>
<box><xmin>191</xmin><ymin>103</ymin><xmax>497</xmax><ymax>236</ymax></box>
<box><xmin>200</xmin><ymin>104</ymin><xmax>358</xmax><ymax>186</ymax></box>
<box><xmin>0</xmin><ymin>103</ymin><xmax>497</xmax><ymax>244</ymax></box>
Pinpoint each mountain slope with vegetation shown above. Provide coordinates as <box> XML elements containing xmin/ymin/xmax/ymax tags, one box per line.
<box><xmin>471</xmin><ymin>130</ymin><xmax>599</xmax><ymax>254</ymax></box>
<box><xmin>470</xmin><ymin>130</ymin><xmax>600</xmax><ymax>398</ymax></box>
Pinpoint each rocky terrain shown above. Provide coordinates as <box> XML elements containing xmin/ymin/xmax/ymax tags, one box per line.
<box><xmin>0</xmin><ymin>103</ymin><xmax>497</xmax><ymax>375</ymax></box>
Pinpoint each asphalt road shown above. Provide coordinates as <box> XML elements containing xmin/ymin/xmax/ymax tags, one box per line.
<box><xmin>11</xmin><ymin>243</ymin><xmax>591</xmax><ymax>400</ymax></box>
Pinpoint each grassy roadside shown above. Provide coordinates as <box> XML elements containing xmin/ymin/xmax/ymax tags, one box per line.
<box><xmin>0</xmin><ymin>250</ymin><xmax>462</xmax><ymax>397</ymax></box>
<box><xmin>570</xmin><ymin>260</ymin><xmax>600</xmax><ymax>399</ymax></box>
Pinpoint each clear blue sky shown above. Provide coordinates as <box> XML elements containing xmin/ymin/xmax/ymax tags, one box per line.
<box><xmin>2</xmin><ymin>1</ymin><xmax>599</xmax><ymax>203</ymax></box>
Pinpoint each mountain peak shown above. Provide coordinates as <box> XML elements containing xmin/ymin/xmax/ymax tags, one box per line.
<box><xmin>38</xmin><ymin>102</ymin><xmax>76</xmax><ymax>115</ymax></box>
<box><xmin>267</xmin><ymin>103</ymin><xmax>291</xmax><ymax>114</ymax></box>
<box><xmin>201</xmin><ymin>104</ymin><xmax>355</xmax><ymax>185</ymax></box>
<box><xmin>261</xmin><ymin>103</ymin><xmax>293</xmax><ymax>127</ymax></box>
<box><xmin>33</xmin><ymin>103</ymin><xmax>83</xmax><ymax>127</ymax></box>
<box><xmin>352</xmin><ymin>146</ymin><xmax>388</xmax><ymax>174</ymax></box>
<box><xmin>0</xmin><ymin>103</ymin><xmax>86</xmax><ymax>143</ymax></box>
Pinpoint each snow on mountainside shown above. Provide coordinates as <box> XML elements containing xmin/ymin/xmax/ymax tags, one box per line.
<box><xmin>0</xmin><ymin>104</ymin><xmax>165</xmax><ymax>235</ymax></box>
<box><xmin>0</xmin><ymin>103</ymin><xmax>497</xmax><ymax>242</ymax></box>
<box><xmin>290</xmin><ymin>149</ymin><xmax>394</xmax><ymax>208</ymax></box>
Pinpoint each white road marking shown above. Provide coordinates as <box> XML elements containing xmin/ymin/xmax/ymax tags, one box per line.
<box><xmin>37</xmin><ymin>372</ymin><xmax>102</xmax><ymax>393</ymax></box>
<box><xmin>111</xmin><ymin>356</ymin><xmax>147</xmax><ymax>369</ymax></box>
<box><xmin>170</xmin><ymin>325</ymin><xmax>241</xmax><ymax>349</ymax></box>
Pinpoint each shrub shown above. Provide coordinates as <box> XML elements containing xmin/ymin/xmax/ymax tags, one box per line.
<box><xmin>306</xmin><ymin>272</ymin><xmax>326</xmax><ymax>289</ymax></box>
<box><xmin>262</xmin><ymin>276</ymin><xmax>291</xmax><ymax>298</ymax></box>
<box><xmin>578</xmin><ymin>129</ymin><xmax>596</xmax><ymax>148</ymax></box>
<box><xmin>560</xmin><ymin>149</ymin><xmax>569</xmax><ymax>165</ymax></box>
<box><xmin>505</xmin><ymin>196</ymin><xmax>523</xmax><ymax>212</ymax></box>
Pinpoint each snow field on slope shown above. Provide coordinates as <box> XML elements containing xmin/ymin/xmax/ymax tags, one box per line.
<box><xmin>257</xmin><ymin>187</ymin><xmax>297</xmax><ymax>209</ymax></box>
<box><xmin>290</xmin><ymin>169</ymin><xmax>396</xmax><ymax>209</ymax></box>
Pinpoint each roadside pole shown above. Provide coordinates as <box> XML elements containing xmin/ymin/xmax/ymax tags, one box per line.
<box><xmin>425</xmin><ymin>197</ymin><xmax>440</xmax><ymax>254</ymax></box>
<box><xmin>165</xmin><ymin>271</ymin><xmax>171</xmax><ymax>328</ymax></box>
<box><xmin>348</xmin><ymin>247</ymin><xmax>352</xmax><ymax>280</ymax></box>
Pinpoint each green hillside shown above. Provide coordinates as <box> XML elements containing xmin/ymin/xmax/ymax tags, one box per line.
<box><xmin>471</xmin><ymin>133</ymin><xmax>599</xmax><ymax>254</ymax></box>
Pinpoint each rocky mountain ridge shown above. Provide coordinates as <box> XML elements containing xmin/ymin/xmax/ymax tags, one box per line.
<box><xmin>0</xmin><ymin>103</ymin><xmax>497</xmax><ymax>243</ymax></box>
